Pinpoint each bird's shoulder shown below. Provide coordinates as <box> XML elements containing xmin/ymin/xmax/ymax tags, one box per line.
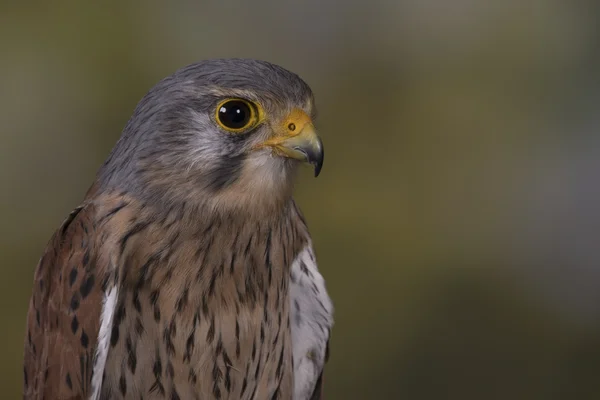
<box><xmin>23</xmin><ymin>193</ymin><xmax>134</xmax><ymax>400</ymax></box>
<box><xmin>289</xmin><ymin>242</ymin><xmax>334</xmax><ymax>400</ymax></box>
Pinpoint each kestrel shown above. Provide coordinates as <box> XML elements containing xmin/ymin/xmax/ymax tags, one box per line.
<box><xmin>23</xmin><ymin>59</ymin><xmax>334</xmax><ymax>400</ymax></box>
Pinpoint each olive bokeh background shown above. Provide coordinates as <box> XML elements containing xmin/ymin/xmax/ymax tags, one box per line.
<box><xmin>3</xmin><ymin>1</ymin><xmax>600</xmax><ymax>398</ymax></box>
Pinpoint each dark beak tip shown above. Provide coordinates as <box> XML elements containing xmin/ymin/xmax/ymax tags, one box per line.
<box><xmin>294</xmin><ymin>141</ymin><xmax>324</xmax><ymax>177</ymax></box>
<box><xmin>312</xmin><ymin>154</ymin><xmax>323</xmax><ymax>177</ymax></box>
<box><xmin>313</xmin><ymin>162</ymin><xmax>322</xmax><ymax>177</ymax></box>
<box><xmin>313</xmin><ymin>138</ymin><xmax>324</xmax><ymax>177</ymax></box>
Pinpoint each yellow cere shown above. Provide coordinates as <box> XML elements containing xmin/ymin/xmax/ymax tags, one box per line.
<box><xmin>280</xmin><ymin>109</ymin><xmax>313</xmax><ymax>138</ymax></box>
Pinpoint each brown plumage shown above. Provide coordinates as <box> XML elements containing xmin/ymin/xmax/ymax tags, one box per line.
<box><xmin>23</xmin><ymin>59</ymin><xmax>333</xmax><ymax>399</ymax></box>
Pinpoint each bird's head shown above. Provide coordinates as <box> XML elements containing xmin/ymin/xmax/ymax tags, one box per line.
<box><xmin>99</xmin><ymin>59</ymin><xmax>323</xmax><ymax>215</ymax></box>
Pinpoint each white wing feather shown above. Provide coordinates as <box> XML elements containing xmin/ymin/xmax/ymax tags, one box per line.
<box><xmin>290</xmin><ymin>244</ymin><xmax>334</xmax><ymax>399</ymax></box>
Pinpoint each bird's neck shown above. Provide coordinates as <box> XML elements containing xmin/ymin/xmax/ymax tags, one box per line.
<box><xmin>99</xmin><ymin>190</ymin><xmax>311</xmax><ymax>314</ymax></box>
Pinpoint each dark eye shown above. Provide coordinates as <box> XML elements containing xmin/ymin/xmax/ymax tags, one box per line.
<box><xmin>216</xmin><ymin>99</ymin><xmax>257</xmax><ymax>132</ymax></box>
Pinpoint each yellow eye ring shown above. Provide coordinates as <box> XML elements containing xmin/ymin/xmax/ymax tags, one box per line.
<box><xmin>215</xmin><ymin>98</ymin><xmax>260</xmax><ymax>133</ymax></box>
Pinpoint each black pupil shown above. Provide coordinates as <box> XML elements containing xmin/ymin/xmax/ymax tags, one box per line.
<box><xmin>218</xmin><ymin>101</ymin><xmax>251</xmax><ymax>129</ymax></box>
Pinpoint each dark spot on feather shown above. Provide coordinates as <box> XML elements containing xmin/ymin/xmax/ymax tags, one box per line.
<box><xmin>138</xmin><ymin>253</ymin><xmax>160</xmax><ymax>286</ymax></box>
<box><xmin>119</xmin><ymin>373</ymin><xmax>127</xmax><ymax>396</ymax></box>
<box><xmin>169</xmin><ymin>318</ymin><xmax>177</xmax><ymax>336</ymax></box>
<box><xmin>69</xmin><ymin>268</ymin><xmax>78</xmax><ymax>287</ymax></box>
<box><xmin>35</xmin><ymin>310</ymin><xmax>40</xmax><ymax>326</ymax></box>
<box><xmin>215</xmin><ymin>336</ymin><xmax>223</xmax><ymax>355</ymax></box>
<box><xmin>60</xmin><ymin>205</ymin><xmax>84</xmax><ymax>239</ymax></box>
<box><xmin>120</xmin><ymin>220</ymin><xmax>151</xmax><ymax>254</ymax></box>
<box><xmin>272</xmin><ymin>315</ymin><xmax>281</xmax><ymax>346</ymax></box>
<box><xmin>65</xmin><ymin>372</ymin><xmax>72</xmax><ymax>390</ymax></box>
<box><xmin>207</xmin><ymin>314</ymin><xmax>215</xmax><ymax>342</ymax></box>
<box><xmin>98</xmin><ymin>202</ymin><xmax>128</xmax><ymax>224</ymax></box>
<box><xmin>150</xmin><ymin>378</ymin><xmax>165</xmax><ymax>395</ymax></box>
<box><xmin>184</xmin><ymin>327</ymin><xmax>196</xmax><ymax>363</ymax></box>
<box><xmin>126</xmin><ymin>336</ymin><xmax>137</xmax><ymax>373</ymax></box>
<box><xmin>229</xmin><ymin>252</ymin><xmax>236</xmax><ymax>274</ymax></box>
<box><xmin>71</xmin><ymin>316</ymin><xmax>79</xmax><ymax>334</ymax></box>
<box><xmin>150</xmin><ymin>289</ymin><xmax>159</xmax><ymax>304</ymax></box>
<box><xmin>80</xmin><ymin>330</ymin><xmax>89</xmax><ymax>348</ymax></box>
<box><xmin>153</xmin><ymin>353</ymin><xmax>162</xmax><ymax>377</ymax></box>
<box><xmin>82</xmin><ymin>250</ymin><xmax>90</xmax><ymax>266</ymax></box>
<box><xmin>244</xmin><ymin>234</ymin><xmax>253</xmax><ymax>256</ymax></box>
<box><xmin>80</xmin><ymin>274</ymin><xmax>95</xmax><ymax>298</ymax></box>
<box><xmin>276</xmin><ymin>346</ymin><xmax>285</xmax><ymax>378</ymax></box>
<box><xmin>265</xmin><ymin>228</ymin><xmax>272</xmax><ymax>265</ymax></box>
<box><xmin>254</xmin><ymin>355</ymin><xmax>262</xmax><ymax>380</ymax></box>
<box><xmin>212</xmin><ymin>362</ymin><xmax>223</xmax><ymax>398</ymax></box>
<box><xmin>70</xmin><ymin>293</ymin><xmax>80</xmax><ymax>311</ymax></box>
<box><xmin>171</xmin><ymin>388</ymin><xmax>181</xmax><ymax>400</ymax></box>
<box><xmin>188</xmin><ymin>368</ymin><xmax>197</xmax><ymax>384</ymax></box>
<box><xmin>263</xmin><ymin>292</ymin><xmax>269</xmax><ymax>321</ymax></box>
<box><xmin>114</xmin><ymin>299</ymin><xmax>126</xmax><ymax>324</ymax></box>
<box><xmin>272</xmin><ymin>388</ymin><xmax>281</xmax><ymax>400</ymax></box>
<box><xmin>80</xmin><ymin>354</ymin><xmax>88</xmax><ymax>389</ymax></box>
<box><xmin>241</xmin><ymin>377</ymin><xmax>248</xmax><ymax>396</ymax></box>
<box><xmin>312</xmin><ymin>282</ymin><xmax>319</xmax><ymax>294</ymax></box>
<box><xmin>110</xmin><ymin>325</ymin><xmax>119</xmax><ymax>347</ymax></box>
<box><xmin>150</xmin><ymin>348</ymin><xmax>165</xmax><ymax>396</ymax></box>
<box><xmin>223</xmin><ymin>351</ymin><xmax>232</xmax><ymax>392</ymax></box>
<box><xmin>132</xmin><ymin>290</ymin><xmax>142</xmax><ymax>313</ymax></box>
<box><xmin>176</xmin><ymin>287</ymin><xmax>189</xmax><ymax>313</ymax></box>
<box><xmin>135</xmin><ymin>317</ymin><xmax>144</xmax><ymax>336</ymax></box>
<box><xmin>150</xmin><ymin>289</ymin><xmax>161</xmax><ymax>321</ymax></box>
<box><xmin>268</xmin><ymin>265</ymin><xmax>272</xmax><ymax>286</ymax></box>
<box><xmin>164</xmin><ymin>324</ymin><xmax>175</xmax><ymax>356</ymax></box>
<box><xmin>300</xmin><ymin>261</ymin><xmax>309</xmax><ymax>275</ymax></box>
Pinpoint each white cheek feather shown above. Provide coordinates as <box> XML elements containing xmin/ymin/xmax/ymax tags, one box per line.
<box><xmin>89</xmin><ymin>285</ymin><xmax>118</xmax><ymax>400</ymax></box>
<box><xmin>290</xmin><ymin>244</ymin><xmax>334</xmax><ymax>400</ymax></box>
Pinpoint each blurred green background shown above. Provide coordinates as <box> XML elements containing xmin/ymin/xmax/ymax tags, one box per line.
<box><xmin>3</xmin><ymin>1</ymin><xmax>600</xmax><ymax>398</ymax></box>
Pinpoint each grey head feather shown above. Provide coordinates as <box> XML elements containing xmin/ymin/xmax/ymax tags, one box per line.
<box><xmin>96</xmin><ymin>59</ymin><xmax>315</xmax><ymax>211</ymax></box>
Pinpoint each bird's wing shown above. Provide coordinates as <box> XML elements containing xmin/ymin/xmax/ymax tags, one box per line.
<box><xmin>23</xmin><ymin>201</ymin><xmax>116</xmax><ymax>400</ymax></box>
<box><xmin>290</xmin><ymin>244</ymin><xmax>334</xmax><ymax>400</ymax></box>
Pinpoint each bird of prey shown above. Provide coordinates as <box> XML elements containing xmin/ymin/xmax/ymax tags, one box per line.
<box><xmin>23</xmin><ymin>59</ymin><xmax>333</xmax><ymax>400</ymax></box>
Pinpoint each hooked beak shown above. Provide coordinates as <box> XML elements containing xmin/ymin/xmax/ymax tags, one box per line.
<box><xmin>256</xmin><ymin>109</ymin><xmax>324</xmax><ymax>177</ymax></box>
